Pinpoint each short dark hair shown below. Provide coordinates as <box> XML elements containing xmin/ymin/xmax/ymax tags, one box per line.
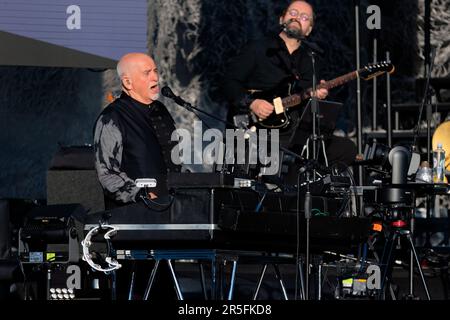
<box><xmin>281</xmin><ymin>0</ymin><xmax>315</xmax><ymax>26</ymax></box>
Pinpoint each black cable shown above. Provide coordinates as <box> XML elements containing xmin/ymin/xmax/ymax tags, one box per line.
<box><xmin>332</xmin><ymin>161</ymin><xmax>358</xmax><ymax>216</ymax></box>
<box><xmin>140</xmin><ymin>195</ymin><xmax>174</xmax><ymax>212</ymax></box>
<box><xmin>336</xmin><ymin>194</ymin><xmax>351</xmax><ymax>218</ymax></box>
<box><xmin>294</xmin><ymin>169</ymin><xmax>307</xmax><ymax>300</ymax></box>
<box><xmin>278</xmin><ymin>197</ymin><xmax>283</xmax><ymax>212</ymax></box>
<box><xmin>412</xmin><ymin>47</ymin><xmax>437</xmax><ymax>149</ymax></box>
<box><xmin>344</xmin><ymin>165</ymin><xmax>358</xmax><ymax>216</ymax></box>
<box><xmin>17</xmin><ymin>259</ymin><xmax>28</xmax><ymax>300</ymax></box>
<box><xmin>255</xmin><ymin>191</ymin><xmax>267</xmax><ymax>213</ymax></box>
<box><xmin>189</xmin><ymin>109</ymin><xmax>212</xmax><ymax>130</ymax></box>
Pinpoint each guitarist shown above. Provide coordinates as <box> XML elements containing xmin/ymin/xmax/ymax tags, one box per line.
<box><xmin>222</xmin><ymin>0</ymin><xmax>356</xmax><ymax>171</ymax></box>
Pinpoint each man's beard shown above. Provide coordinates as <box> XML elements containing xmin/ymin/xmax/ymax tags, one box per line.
<box><xmin>149</xmin><ymin>84</ymin><xmax>160</xmax><ymax>101</ymax></box>
<box><xmin>283</xmin><ymin>20</ymin><xmax>304</xmax><ymax>40</ymax></box>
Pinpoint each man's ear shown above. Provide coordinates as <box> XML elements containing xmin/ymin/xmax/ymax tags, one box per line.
<box><xmin>122</xmin><ymin>76</ymin><xmax>132</xmax><ymax>90</ymax></box>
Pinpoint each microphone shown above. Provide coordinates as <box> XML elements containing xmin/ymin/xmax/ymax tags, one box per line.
<box><xmin>280</xmin><ymin>19</ymin><xmax>324</xmax><ymax>54</ymax></box>
<box><xmin>161</xmin><ymin>86</ymin><xmax>190</xmax><ymax>108</ymax></box>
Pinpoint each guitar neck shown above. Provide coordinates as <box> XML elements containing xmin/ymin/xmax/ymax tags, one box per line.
<box><xmin>318</xmin><ymin>70</ymin><xmax>359</xmax><ymax>90</ymax></box>
<box><xmin>281</xmin><ymin>69</ymin><xmax>360</xmax><ymax>108</ymax></box>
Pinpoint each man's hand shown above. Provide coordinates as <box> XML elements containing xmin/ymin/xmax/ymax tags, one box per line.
<box><xmin>250</xmin><ymin>99</ymin><xmax>274</xmax><ymax>120</ymax></box>
<box><xmin>148</xmin><ymin>192</ymin><xmax>158</xmax><ymax>199</ymax></box>
<box><xmin>311</xmin><ymin>80</ymin><xmax>328</xmax><ymax>100</ymax></box>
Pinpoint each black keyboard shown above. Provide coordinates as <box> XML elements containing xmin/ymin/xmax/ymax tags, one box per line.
<box><xmin>167</xmin><ymin>172</ymin><xmax>236</xmax><ymax>188</ymax></box>
<box><xmin>84</xmin><ymin>188</ymin><xmax>370</xmax><ymax>252</ymax></box>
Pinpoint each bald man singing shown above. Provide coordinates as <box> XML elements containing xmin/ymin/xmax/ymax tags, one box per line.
<box><xmin>94</xmin><ymin>53</ymin><xmax>180</xmax><ymax>209</ymax></box>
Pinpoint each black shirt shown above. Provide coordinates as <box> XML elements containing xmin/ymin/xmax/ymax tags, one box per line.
<box><xmin>223</xmin><ymin>35</ymin><xmax>316</xmax><ymax>107</ymax></box>
<box><xmin>222</xmin><ymin>34</ymin><xmax>321</xmax><ymax>147</ymax></box>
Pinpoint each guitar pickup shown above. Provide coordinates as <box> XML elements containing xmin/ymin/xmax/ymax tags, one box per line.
<box><xmin>273</xmin><ymin>97</ymin><xmax>284</xmax><ymax>115</ymax></box>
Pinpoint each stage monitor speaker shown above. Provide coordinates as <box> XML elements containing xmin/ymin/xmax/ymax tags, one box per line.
<box><xmin>47</xmin><ymin>146</ymin><xmax>104</xmax><ymax>213</ymax></box>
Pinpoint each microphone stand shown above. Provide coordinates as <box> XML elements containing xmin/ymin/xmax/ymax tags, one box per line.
<box><xmin>299</xmin><ymin>38</ymin><xmax>322</xmax><ymax>300</ymax></box>
<box><xmin>281</xmin><ymin>29</ymin><xmax>324</xmax><ymax>299</ymax></box>
<box><xmin>412</xmin><ymin>47</ymin><xmax>436</xmax><ymax>164</ymax></box>
<box><xmin>411</xmin><ymin>47</ymin><xmax>437</xmax><ymax>254</ymax></box>
<box><xmin>165</xmin><ymin>90</ymin><xmax>306</xmax><ymax>177</ymax></box>
<box><xmin>294</xmin><ymin>36</ymin><xmax>325</xmax><ymax>180</ymax></box>
<box><xmin>310</xmin><ymin>49</ymin><xmax>319</xmax><ymax>180</ymax></box>
<box><xmin>171</xmin><ymin>97</ymin><xmax>236</xmax><ymax>130</ymax></box>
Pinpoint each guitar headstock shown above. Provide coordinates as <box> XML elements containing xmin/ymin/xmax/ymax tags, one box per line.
<box><xmin>360</xmin><ymin>61</ymin><xmax>395</xmax><ymax>80</ymax></box>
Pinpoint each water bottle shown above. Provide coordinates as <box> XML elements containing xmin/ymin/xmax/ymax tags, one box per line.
<box><xmin>416</xmin><ymin>161</ymin><xmax>432</xmax><ymax>183</ymax></box>
<box><xmin>433</xmin><ymin>143</ymin><xmax>445</xmax><ymax>183</ymax></box>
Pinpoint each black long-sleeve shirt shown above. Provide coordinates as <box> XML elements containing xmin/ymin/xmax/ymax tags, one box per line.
<box><xmin>222</xmin><ymin>34</ymin><xmax>322</xmax><ymax>147</ymax></box>
<box><xmin>223</xmin><ymin>35</ymin><xmax>318</xmax><ymax>109</ymax></box>
<box><xmin>93</xmin><ymin>93</ymin><xmax>180</xmax><ymax>207</ymax></box>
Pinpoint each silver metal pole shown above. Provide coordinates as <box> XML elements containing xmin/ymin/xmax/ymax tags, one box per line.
<box><xmin>253</xmin><ymin>264</ymin><xmax>268</xmax><ymax>300</ymax></box>
<box><xmin>227</xmin><ymin>261</ymin><xmax>238</xmax><ymax>300</ymax></box>
<box><xmin>355</xmin><ymin>2</ymin><xmax>363</xmax><ymax>185</ymax></box>
<box><xmin>372</xmin><ymin>38</ymin><xmax>378</xmax><ymax>130</ymax></box>
<box><xmin>386</xmin><ymin>52</ymin><xmax>392</xmax><ymax>148</ymax></box>
<box><xmin>355</xmin><ymin>2</ymin><xmax>365</xmax><ymax>217</ymax></box>
<box><xmin>274</xmin><ymin>265</ymin><xmax>289</xmax><ymax>300</ymax></box>
<box><xmin>318</xmin><ymin>262</ymin><xmax>322</xmax><ymax>300</ymax></box>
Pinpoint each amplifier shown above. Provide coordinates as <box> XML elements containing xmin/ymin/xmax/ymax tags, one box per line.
<box><xmin>19</xmin><ymin>204</ymin><xmax>85</xmax><ymax>264</ymax></box>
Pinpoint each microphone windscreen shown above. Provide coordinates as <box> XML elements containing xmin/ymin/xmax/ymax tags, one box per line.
<box><xmin>161</xmin><ymin>86</ymin><xmax>175</xmax><ymax>99</ymax></box>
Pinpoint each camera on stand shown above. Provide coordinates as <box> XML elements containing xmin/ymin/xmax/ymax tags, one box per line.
<box><xmin>360</xmin><ymin>141</ymin><xmax>432</xmax><ymax>299</ymax></box>
<box><xmin>361</xmin><ymin>141</ymin><xmax>420</xmax><ymax>216</ymax></box>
